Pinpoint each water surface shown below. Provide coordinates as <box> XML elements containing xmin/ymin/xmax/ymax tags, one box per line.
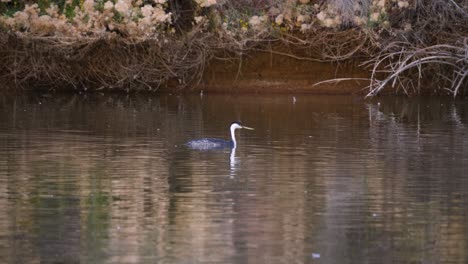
<box><xmin>0</xmin><ymin>94</ymin><xmax>467</xmax><ymax>263</ymax></box>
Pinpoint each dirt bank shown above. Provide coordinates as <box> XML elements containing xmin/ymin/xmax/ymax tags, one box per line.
<box><xmin>186</xmin><ymin>48</ymin><xmax>370</xmax><ymax>94</ymax></box>
<box><xmin>0</xmin><ymin>34</ymin><xmax>372</xmax><ymax>95</ymax></box>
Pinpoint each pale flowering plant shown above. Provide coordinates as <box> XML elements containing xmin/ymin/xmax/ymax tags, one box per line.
<box><xmin>196</xmin><ymin>0</ymin><xmax>217</xmax><ymax>8</ymax></box>
<box><xmin>0</xmin><ymin>0</ymin><xmax>179</xmax><ymax>37</ymax></box>
<box><xmin>0</xmin><ymin>0</ymin><xmax>422</xmax><ymax>38</ymax></box>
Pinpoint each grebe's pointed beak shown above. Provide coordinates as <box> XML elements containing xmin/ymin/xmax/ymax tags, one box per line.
<box><xmin>242</xmin><ymin>126</ymin><xmax>254</xmax><ymax>130</ymax></box>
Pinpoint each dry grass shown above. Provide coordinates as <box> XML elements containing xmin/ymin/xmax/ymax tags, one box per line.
<box><xmin>0</xmin><ymin>31</ymin><xmax>214</xmax><ymax>92</ymax></box>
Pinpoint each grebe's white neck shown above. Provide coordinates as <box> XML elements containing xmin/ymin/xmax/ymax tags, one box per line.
<box><xmin>230</xmin><ymin>124</ymin><xmax>239</xmax><ymax>148</ymax></box>
<box><xmin>229</xmin><ymin>122</ymin><xmax>253</xmax><ymax>148</ymax></box>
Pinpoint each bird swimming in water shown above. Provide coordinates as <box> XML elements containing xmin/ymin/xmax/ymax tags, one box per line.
<box><xmin>186</xmin><ymin>122</ymin><xmax>254</xmax><ymax>150</ymax></box>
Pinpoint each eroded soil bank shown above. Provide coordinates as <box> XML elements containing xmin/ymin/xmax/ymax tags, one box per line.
<box><xmin>182</xmin><ymin>49</ymin><xmax>370</xmax><ymax>94</ymax></box>
<box><xmin>0</xmin><ymin>34</ymin><xmax>460</xmax><ymax>96</ymax></box>
<box><xmin>0</xmin><ymin>37</ymin><xmax>372</xmax><ymax>95</ymax></box>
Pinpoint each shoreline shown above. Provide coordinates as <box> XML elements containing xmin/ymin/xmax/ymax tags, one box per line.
<box><xmin>1</xmin><ymin>1</ymin><xmax>466</xmax><ymax>97</ymax></box>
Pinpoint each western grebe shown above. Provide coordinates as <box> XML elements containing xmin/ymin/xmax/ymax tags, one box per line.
<box><xmin>186</xmin><ymin>122</ymin><xmax>254</xmax><ymax>150</ymax></box>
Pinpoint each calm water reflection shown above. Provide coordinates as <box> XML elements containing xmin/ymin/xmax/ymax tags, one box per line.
<box><xmin>0</xmin><ymin>94</ymin><xmax>467</xmax><ymax>264</ymax></box>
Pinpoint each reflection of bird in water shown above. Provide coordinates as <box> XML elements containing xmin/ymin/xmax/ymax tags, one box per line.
<box><xmin>229</xmin><ymin>146</ymin><xmax>238</xmax><ymax>178</ymax></box>
<box><xmin>186</xmin><ymin>122</ymin><xmax>254</xmax><ymax>150</ymax></box>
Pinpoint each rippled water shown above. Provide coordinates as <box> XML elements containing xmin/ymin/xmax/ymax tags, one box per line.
<box><xmin>0</xmin><ymin>94</ymin><xmax>467</xmax><ymax>264</ymax></box>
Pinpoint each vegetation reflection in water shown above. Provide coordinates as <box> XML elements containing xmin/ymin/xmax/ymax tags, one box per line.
<box><xmin>0</xmin><ymin>94</ymin><xmax>467</xmax><ymax>263</ymax></box>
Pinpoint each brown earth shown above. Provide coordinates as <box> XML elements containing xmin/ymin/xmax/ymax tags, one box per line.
<box><xmin>0</xmin><ymin>35</ymin><xmax>372</xmax><ymax>94</ymax></box>
<box><xmin>164</xmin><ymin>49</ymin><xmax>372</xmax><ymax>94</ymax></box>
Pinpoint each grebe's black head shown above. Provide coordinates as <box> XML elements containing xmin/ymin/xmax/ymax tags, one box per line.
<box><xmin>230</xmin><ymin>122</ymin><xmax>254</xmax><ymax>130</ymax></box>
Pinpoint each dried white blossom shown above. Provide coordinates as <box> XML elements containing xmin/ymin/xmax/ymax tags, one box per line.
<box><xmin>300</xmin><ymin>23</ymin><xmax>311</xmax><ymax>32</ymax></box>
<box><xmin>297</xmin><ymin>15</ymin><xmax>309</xmax><ymax>23</ymax></box>
<box><xmin>153</xmin><ymin>7</ymin><xmax>171</xmax><ymax>23</ymax></box>
<box><xmin>404</xmin><ymin>23</ymin><xmax>412</xmax><ymax>31</ymax></box>
<box><xmin>382</xmin><ymin>20</ymin><xmax>390</xmax><ymax>28</ymax></box>
<box><xmin>316</xmin><ymin>11</ymin><xmax>326</xmax><ymax>21</ymax></box>
<box><xmin>196</xmin><ymin>0</ymin><xmax>217</xmax><ymax>8</ymax></box>
<box><xmin>83</xmin><ymin>0</ymin><xmax>95</xmax><ymax>13</ymax></box>
<box><xmin>370</xmin><ymin>12</ymin><xmax>380</xmax><ymax>22</ymax></box>
<box><xmin>275</xmin><ymin>14</ymin><xmax>284</xmax><ymax>25</ymax></box>
<box><xmin>114</xmin><ymin>0</ymin><xmax>131</xmax><ymax>15</ymax></box>
<box><xmin>104</xmin><ymin>1</ymin><xmax>114</xmax><ymax>11</ymax></box>
<box><xmin>141</xmin><ymin>5</ymin><xmax>153</xmax><ymax>18</ymax></box>
<box><xmin>353</xmin><ymin>16</ymin><xmax>366</xmax><ymax>26</ymax></box>
<box><xmin>398</xmin><ymin>1</ymin><xmax>409</xmax><ymax>8</ymax></box>
<box><xmin>323</xmin><ymin>18</ymin><xmax>335</xmax><ymax>27</ymax></box>
<box><xmin>46</xmin><ymin>4</ymin><xmax>60</xmax><ymax>18</ymax></box>
<box><xmin>194</xmin><ymin>16</ymin><xmax>204</xmax><ymax>24</ymax></box>
<box><xmin>249</xmin><ymin>15</ymin><xmax>266</xmax><ymax>29</ymax></box>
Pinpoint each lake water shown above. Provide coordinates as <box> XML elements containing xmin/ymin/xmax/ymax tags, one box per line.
<box><xmin>0</xmin><ymin>94</ymin><xmax>467</xmax><ymax>264</ymax></box>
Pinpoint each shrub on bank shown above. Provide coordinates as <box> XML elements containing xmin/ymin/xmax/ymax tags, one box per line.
<box><xmin>0</xmin><ymin>0</ymin><xmax>413</xmax><ymax>37</ymax></box>
<box><xmin>0</xmin><ymin>0</ymin><xmax>466</xmax><ymax>96</ymax></box>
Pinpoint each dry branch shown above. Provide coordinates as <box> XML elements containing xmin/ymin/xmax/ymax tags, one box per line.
<box><xmin>365</xmin><ymin>41</ymin><xmax>468</xmax><ymax>97</ymax></box>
